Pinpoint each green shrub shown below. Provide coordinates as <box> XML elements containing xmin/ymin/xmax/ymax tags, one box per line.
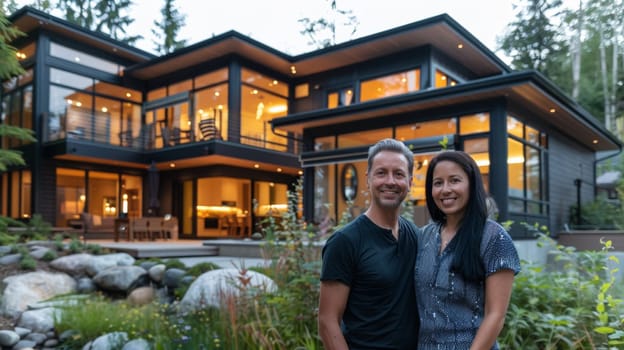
<box><xmin>19</xmin><ymin>254</ymin><xmax>37</xmax><ymax>270</ymax></box>
<box><xmin>499</xmin><ymin>226</ymin><xmax>624</xmax><ymax>349</ymax></box>
<box><xmin>186</xmin><ymin>261</ymin><xmax>219</xmax><ymax>277</ymax></box>
<box><xmin>42</xmin><ymin>250</ymin><xmax>58</xmax><ymax>261</ymax></box>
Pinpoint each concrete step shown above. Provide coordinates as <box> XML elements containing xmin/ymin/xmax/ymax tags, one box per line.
<box><xmin>96</xmin><ymin>241</ymin><xmax>219</xmax><ymax>258</ymax></box>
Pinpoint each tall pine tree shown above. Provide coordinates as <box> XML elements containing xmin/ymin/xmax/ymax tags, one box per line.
<box><xmin>151</xmin><ymin>0</ymin><xmax>186</xmax><ymax>55</ymax></box>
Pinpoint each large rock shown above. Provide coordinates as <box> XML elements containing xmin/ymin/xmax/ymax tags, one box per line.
<box><xmin>92</xmin><ymin>266</ymin><xmax>148</xmax><ymax>292</ymax></box>
<box><xmin>49</xmin><ymin>253</ymin><xmax>93</xmax><ymax>277</ymax></box>
<box><xmin>0</xmin><ymin>271</ymin><xmax>76</xmax><ymax>318</ymax></box>
<box><xmin>86</xmin><ymin>253</ymin><xmax>135</xmax><ymax>277</ymax></box>
<box><xmin>179</xmin><ymin>268</ymin><xmax>277</xmax><ymax>312</ymax></box>
<box><xmin>16</xmin><ymin>307</ymin><xmax>58</xmax><ymax>333</ymax></box>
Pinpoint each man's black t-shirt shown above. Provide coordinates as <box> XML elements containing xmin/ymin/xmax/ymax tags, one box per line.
<box><xmin>320</xmin><ymin>215</ymin><xmax>419</xmax><ymax>349</ymax></box>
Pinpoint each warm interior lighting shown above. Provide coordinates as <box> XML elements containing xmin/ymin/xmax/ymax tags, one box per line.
<box><xmin>125</xmin><ymin>92</ymin><xmax>132</xmax><ymax>98</ymax></box>
<box><xmin>457</xmin><ymin>43</ymin><xmax>464</xmax><ymax>49</ymax></box>
<box><xmin>593</xmin><ymin>139</ymin><xmax>598</xmax><ymax>144</ymax></box>
<box><xmin>169</xmin><ymin>163</ymin><xmax>176</xmax><ymax>168</ymax></box>
<box><xmin>122</xmin><ymin>193</ymin><xmax>128</xmax><ymax>214</ymax></box>
<box><xmin>549</xmin><ymin>108</ymin><xmax>556</xmax><ymax>113</ymax></box>
<box><xmin>257</xmin><ymin>204</ymin><xmax>288</xmax><ymax>216</ymax></box>
<box><xmin>254</xmin><ymin>164</ymin><xmax>260</xmax><ymax>168</ymax></box>
<box><xmin>475</xmin><ymin>156</ymin><xmax>525</xmax><ymax>167</ymax></box>
<box><xmin>290</xmin><ymin>65</ymin><xmax>297</xmax><ymax>74</ymax></box>
<box><xmin>196</xmin><ymin>205</ymin><xmax>243</xmax><ymax>217</ymax></box>
<box><xmin>267</xmin><ymin>105</ymin><xmax>287</xmax><ymax>114</ymax></box>
<box><xmin>298</xmin><ymin>170</ymin><xmax>303</xmax><ymax>175</ymax></box>
<box><xmin>277</xmin><ymin>168</ymin><xmax>282</xmax><ymax>172</ymax></box>
<box><xmin>101</xmin><ymin>107</ymin><xmax>108</xmax><ymax>113</ymax></box>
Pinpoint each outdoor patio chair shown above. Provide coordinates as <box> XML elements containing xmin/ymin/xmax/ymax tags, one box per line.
<box><xmin>162</xmin><ymin>216</ymin><xmax>178</xmax><ymax>240</ymax></box>
<box><xmin>199</xmin><ymin>118</ymin><xmax>222</xmax><ymax>140</ymax></box>
<box><xmin>147</xmin><ymin>217</ymin><xmax>164</xmax><ymax>240</ymax></box>
<box><xmin>131</xmin><ymin>217</ymin><xmax>150</xmax><ymax>240</ymax></box>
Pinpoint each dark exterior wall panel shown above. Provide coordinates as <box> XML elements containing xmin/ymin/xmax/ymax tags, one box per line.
<box><xmin>549</xmin><ymin>130</ymin><xmax>595</xmax><ymax>234</ymax></box>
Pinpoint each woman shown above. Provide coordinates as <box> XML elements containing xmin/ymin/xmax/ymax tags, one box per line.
<box><xmin>415</xmin><ymin>150</ymin><xmax>520</xmax><ymax>349</ymax></box>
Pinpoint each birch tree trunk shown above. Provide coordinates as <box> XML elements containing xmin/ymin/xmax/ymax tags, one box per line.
<box><xmin>571</xmin><ymin>0</ymin><xmax>583</xmax><ymax>100</ymax></box>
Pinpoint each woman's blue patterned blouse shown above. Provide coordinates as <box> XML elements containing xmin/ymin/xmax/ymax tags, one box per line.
<box><xmin>414</xmin><ymin>220</ymin><xmax>521</xmax><ymax>350</ymax></box>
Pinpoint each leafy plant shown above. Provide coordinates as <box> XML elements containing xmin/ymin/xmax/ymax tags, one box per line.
<box><xmin>499</xmin><ymin>223</ymin><xmax>624</xmax><ymax>349</ymax></box>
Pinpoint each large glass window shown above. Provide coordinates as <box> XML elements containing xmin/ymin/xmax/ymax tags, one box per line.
<box><xmin>396</xmin><ymin>118</ymin><xmax>456</xmax><ymax>142</ymax></box>
<box><xmin>195</xmin><ymin>83</ymin><xmax>228</xmax><ymax>141</ymax></box>
<box><xmin>47</xmin><ymin>68</ymin><xmax>141</xmax><ymax>145</ymax></box>
<box><xmin>50</xmin><ymin>42</ymin><xmax>124</xmax><ymax>75</ymax></box>
<box><xmin>507</xmin><ymin>116</ymin><xmax>548</xmax><ymax>215</ymax></box>
<box><xmin>338</xmin><ymin>128</ymin><xmax>392</xmax><ymax>149</ymax></box>
<box><xmin>1</xmin><ymin>170</ymin><xmax>32</xmax><ymax>220</ymax></box>
<box><xmin>254</xmin><ymin>181</ymin><xmax>288</xmax><ymax>226</ymax></box>
<box><xmin>240</xmin><ymin>68</ymin><xmax>288</xmax><ymax>151</ymax></box>
<box><xmin>328</xmin><ymin>87</ymin><xmax>354</xmax><ymax>108</ymax></box>
<box><xmin>56</xmin><ymin>169</ymin><xmax>141</xmax><ymax>227</ymax></box>
<box><xmin>434</xmin><ymin>69</ymin><xmax>458</xmax><ymax>88</ymax></box>
<box><xmin>146</xmin><ymin>102</ymin><xmax>191</xmax><ymax>148</ymax></box>
<box><xmin>1</xmin><ymin>69</ymin><xmax>34</xmax><ymax>148</ymax></box>
<box><xmin>360</xmin><ymin>68</ymin><xmax>420</xmax><ymax>102</ymax></box>
<box><xmin>196</xmin><ymin>177</ymin><xmax>251</xmax><ymax>238</ymax></box>
<box><xmin>460</xmin><ymin>113</ymin><xmax>490</xmax><ymax>134</ymax></box>
<box><xmin>56</xmin><ymin>168</ymin><xmax>86</xmax><ymax>227</ymax></box>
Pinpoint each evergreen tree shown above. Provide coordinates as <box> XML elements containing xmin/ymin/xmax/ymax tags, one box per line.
<box><xmin>499</xmin><ymin>0</ymin><xmax>567</xmax><ymax>77</ymax></box>
<box><xmin>56</xmin><ymin>0</ymin><xmax>97</xmax><ymax>29</ymax></box>
<box><xmin>0</xmin><ymin>6</ymin><xmax>23</xmax><ymax>80</ymax></box>
<box><xmin>54</xmin><ymin>0</ymin><xmax>138</xmax><ymax>45</ymax></box>
<box><xmin>94</xmin><ymin>0</ymin><xmax>141</xmax><ymax>45</ymax></box>
<box><xmin>151</xmin><ymin>0</ymin><xmax>186</xmax><ymax>55</ymax></box>
<box><xmin>1</xmin><ymin>0</ymin><xmax>20</xmax><ymax>13</ymax></box>
<box><xmin>0</xmin><ymin>9</ymin><xmax>37</xmax><ymax>169</ymax></box>
<box><xmin>298</xmin><ymin>0</ymin><xmax>359</xmax><ymax>50</ymax></box>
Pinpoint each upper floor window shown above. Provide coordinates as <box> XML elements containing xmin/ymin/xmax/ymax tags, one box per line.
<box><xmin>360</xmin><ymin>68</ymin><xmax>420</xmax><ymax>103</ymax></box>
<box><xmin>459</xmin><ymin>113</ymin><xmax>490</xmax><ymax>134</ymax></box>
<box><xmin>240</xmin><ymin>67</ymin><xmax>289</xmax><ymax>151</ymax></box>
<box><xmin>328</xmin><ymin>87</ymin><xmax>354</xmax><ymax>109</ymax></box>
<box><xmin>507</xmin><ymin>116</ymin><xmax>548</xmax><ymax>215</ymax></box>
<box><xmin>241</xmin><ymin>68</ymin><xmax>288</xmax><ymax>97</ymax></box>
<box><xmin>50</xmin><ymin>42</ymin><xmax>124</xmax><ymax>75</ymax></box>
<box><xmin>337</xmin><ymin>128</ymin><xmax>392</xmax><ymax>148</ymax></box>
<box><xmin>396</xmin><ymin>118</ymin><xmax>457</xmax><ymax>142</ymax></box>
<box><xmin>295</xmin><ymin>83</ymin><xmax>309</xmax><ymax>98</ymax></box>
<box><xmin>434</xmin><ymin>69</ymin><xmax>457</xmax><ymax>88</ymax></box>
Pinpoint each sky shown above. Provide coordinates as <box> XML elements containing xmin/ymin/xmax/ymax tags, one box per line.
<box><xmin>15</xmin><ymin>0</ymin><xmax>579</xmax><ymax>63</ymax></box>
<box><xmin>138</xmin><ymin>0</ymin><xmax>518</xmax><ymax>59</ymax></box>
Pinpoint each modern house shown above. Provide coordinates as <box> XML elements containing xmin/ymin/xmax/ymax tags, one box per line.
<box><xmin>3</xmin><ymin>6</ymin><xmax>621</xmax><ymax>241</ymax></box>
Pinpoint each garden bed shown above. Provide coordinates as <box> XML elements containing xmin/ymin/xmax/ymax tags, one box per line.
<box><xmin>557</xmin><ymin>230</ymin><xmax>624</xmax><ymax>251</ymax></box>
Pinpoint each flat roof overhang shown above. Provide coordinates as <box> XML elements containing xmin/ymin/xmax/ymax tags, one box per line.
<box><xmin>125</xmin><ymin>14</ymin><xmax>508</xmax><ymax>80</ymax></box>
<box><xmin>47</xmin><ymin>140</ymin><xmax>302</xmax><ymax>176</ymax></box>
<box><xmin>271</xmin><ymin>71</ymin><xmax>621</xmax><ymax>152</ymax></box>
<box><xmin>10</xmin><ymin>7</ymin><xmax>154</xmax><ymax>63</ymax></box>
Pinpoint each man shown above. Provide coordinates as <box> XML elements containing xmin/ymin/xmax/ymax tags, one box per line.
<box><xmin>318</xmin><ymin>138</ymin><xmax>420</xmax><ymax>349</ymax></box>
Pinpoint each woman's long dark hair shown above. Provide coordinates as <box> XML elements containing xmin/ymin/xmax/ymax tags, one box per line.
<box><xmin>425</xmin><ymin>150</ymin><xmax>488</xmax><ymax>281</ymax></box>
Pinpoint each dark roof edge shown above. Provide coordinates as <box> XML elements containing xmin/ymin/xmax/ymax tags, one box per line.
<box><xmin>521</xmin><ymin>69</ymin><xmax>622</xmax><ymax>148</ymax></box>
<box><xmin>272</xmin><ymin>70</ymin><xmax>621</xmax><ymax>148</ymax></box>
<box><xmin>9</xmin><ymin>6</ymin><xmax>156</xmax><ymax>60</ymax></box>
<box><xmin>291</xmin><ymin>13</ymin><xmax>512</xmax><ymax>73</ymax></box>
<box><xmin>126</xmin><ymin>30</ymin><xmax>295</xmax><ymax>72</ymax></box>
